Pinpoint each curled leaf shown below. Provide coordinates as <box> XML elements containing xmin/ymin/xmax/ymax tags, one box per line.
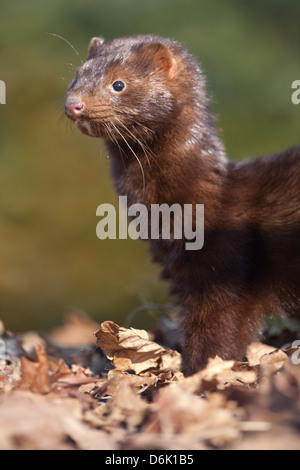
<box><xmin>95</xmin><ymin>321</ymin><xmax>181</xmax><ymax>374</ymax></box>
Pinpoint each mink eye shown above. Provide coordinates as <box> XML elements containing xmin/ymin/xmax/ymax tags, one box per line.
<box><xmin>112</xmin><ymin>80</ymin><xmax>125</xmax><ymax>92</ymax></box>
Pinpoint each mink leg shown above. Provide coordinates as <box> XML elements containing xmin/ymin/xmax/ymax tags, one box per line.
<box><xmin>181</xmin><ymin>297</ymin><xmax>257</xmax><ymax>376</ymax></box>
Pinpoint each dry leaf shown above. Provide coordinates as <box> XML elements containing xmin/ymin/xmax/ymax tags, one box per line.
<box><xmin>1</xmin><ymin>315</ymin><xmax>300</xmax><ymax>451</ymax></box>
<box><xmin>0</xmin><ymin>390</ymin><xmax>114</xmax><ymax>450</ymax></box>
<box><xmin>94</xmin><ymin>379</ymin><xmax>149</xmax><ymax>431</ymax></box>
<box><xmin>107</xmin><ymin>369</ymin><xmax>158</xmax><ymax>390</ymax></box>
<box><xmin>247</xmin><ymin>342</ymin><xmax>278</xmax><ymax>366</ymax></box>
<box><xmin>259</xmin><ymin>349</ymin><xmax>288</xmax><ymax>373</ymax></box>
<box><xmin>19</xmin><ymin>344</ymin><xmax>51</xmax><ymax>394</ymax></box>
<box><xmin>19</xmin><ymin>344</ymin><xmax>100</xmax><ymax>394</ymax></box>
<box><xmin>146</xmin><ymin>383</ymin><xmax>242</xmax><ymax>448</ymax></box>
<box><xmin>95</xmin><ymin>321</ymin><xmax>181</xmax><ymax>374</ymax></box>
<box><xmin>55</xmin><ymin>367</ymin><xmax>99</xmax><ymax>387</ymax></box>
<box><xmin>177</xmin><ymin>356</ymin><xmax>257</xmax><ymax>395</ymax></box>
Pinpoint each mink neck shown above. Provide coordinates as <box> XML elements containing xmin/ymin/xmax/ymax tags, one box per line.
<box><xmin>105</xmin><ymin>106</ymin><xmax>227</xmax><ymax>212</ymax></box>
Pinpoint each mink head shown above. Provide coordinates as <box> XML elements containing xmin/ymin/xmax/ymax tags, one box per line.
<box><xmin>65</xmin><ymin>35</ymin><xmax>201</xmax><ymax>141</ymax></box>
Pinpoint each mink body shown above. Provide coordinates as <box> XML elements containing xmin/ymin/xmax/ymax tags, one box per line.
<box><xmin>65</xmin><ymin>35</ymin><xmax>300</xmax><ymax>375</ymax></box>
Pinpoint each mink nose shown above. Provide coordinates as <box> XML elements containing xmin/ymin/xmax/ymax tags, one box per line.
<box><xmin>65</xmin><ymin>97</ymin><xmax>85</xmax><ymax>118</ymax></box>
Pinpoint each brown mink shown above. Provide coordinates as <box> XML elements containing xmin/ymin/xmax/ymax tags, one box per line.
<box><xmin>65</xmin><ymin>35</ymin><xmax>300</xmax><ymax>375</ymax></box>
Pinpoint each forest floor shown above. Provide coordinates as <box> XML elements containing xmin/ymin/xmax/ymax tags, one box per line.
<box><xmin>0</xmin><ymin>312</ymin><xmax>300</xmax><ymax>450</ymax></box>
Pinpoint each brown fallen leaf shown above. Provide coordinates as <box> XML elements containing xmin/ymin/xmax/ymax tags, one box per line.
<box><xmin>19</xmin><ymin>344</ymin><xmax>100</xmax><ymax>394</ymax></box>
<box><xmin>95</xmin><ymin>321</ymin><xmax>181</xmax><ymax>374</ymax></box>
<box><xmin>177</xmin><ymin>356</ymin><xmax>258</xmax><ymax>395</ymax></box>
<box><xmin>93</xmin><ymin>379</ymin><xmax>149</xmax><ymax>431</ymax></box>
<box><xmin>55</xmin><ymin>367</ymin><xmax>99</xmax><ymax>388</ymax></box>
<box><xmin>106</xmin><ymin>369</ymin><xmax>158</xmax><ymax>393</ymax></box>
<box><xmin>259</xmin><ymin>349</ymin><xmax>288</xmax><ymax>373</ymax></box>
<box><xmin>91</xmin><ymin>368</ymin><xmax>183</xmax><ymax>399</ymax></box>
<box><xmin>259</xmin><ymin>358</ymin><xmax>300</xmax><ymax>412</ymax></box>
<box><xmin>2</xmin><ymin>317</ymin><xmax>300</xmax><ymax>451</ymax></box>
<box><xmin>19</xmin><ymin>344</ymin><xmax>51</xmax><ymax>394</ymax></box>
<box><xmin>145</xmin><ymin>383</ymin><xmax>242</xmax><ymax>448</ymax></box>
<box><xmin>0</xmin><ymin>390</ymin><xmax>114</xmax><ymax>450</ymax></box>
<box><xmin>247</xmin><ymin>342</ymin><xmax>278</xmax><ymax>366</ymax></box>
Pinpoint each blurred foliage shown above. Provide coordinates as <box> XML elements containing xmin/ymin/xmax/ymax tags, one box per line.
<box><xmin>0</xmin><ymin>0</ymin><xmax>299</xmax><ymax>330</ymax></box>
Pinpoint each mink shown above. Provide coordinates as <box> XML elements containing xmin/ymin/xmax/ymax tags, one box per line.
<box><xmin>65</xmin><ymin>35</ymin><xmax>300</xmax><ymax>375</ymax></box>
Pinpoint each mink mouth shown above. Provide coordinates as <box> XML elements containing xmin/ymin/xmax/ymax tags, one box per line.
<box><xmin>74</xmin><ymin>117</ymin><xmax>111</xmax><ymax>139</ymax></box>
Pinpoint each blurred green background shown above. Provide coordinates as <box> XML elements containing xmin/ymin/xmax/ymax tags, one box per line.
<box><xmin>0</xmin><ymin>0</ymin><xmax>299</xmax><ymax>331</ymax></box>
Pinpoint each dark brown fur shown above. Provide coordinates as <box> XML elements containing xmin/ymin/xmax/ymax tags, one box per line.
<box><xmin>65</xmin><ymin>35</ymin><xmax>300</xmax><ymax>375</ymax></box>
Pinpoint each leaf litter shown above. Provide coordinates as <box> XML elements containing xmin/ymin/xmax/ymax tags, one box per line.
<box><xmin>0</xmin><ymin>312</ymin><xmax>300</xmax><ymax>450</ymax></box>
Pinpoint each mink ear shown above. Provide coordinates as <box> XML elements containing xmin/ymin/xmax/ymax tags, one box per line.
<box><xmin>87</xmin><ymin>36</ymin><xmax>105</xmax><ymax>59</ymax></box>
<box><xmin>141</xmin><ymin>43</ymin><xmax>177</xmax><ymax>78</ymax></box>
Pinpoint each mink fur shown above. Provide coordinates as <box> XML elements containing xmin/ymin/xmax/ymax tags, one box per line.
<box><xmin>65</xmin><ymin>35</ymin><xmax>300</xmax><ymax>375</ymax></box>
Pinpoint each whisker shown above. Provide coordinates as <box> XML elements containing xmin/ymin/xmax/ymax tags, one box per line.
<box><xmin>112</xmin><ymin>123</ymin><xmax>146</xmax><ymax>193</ymax></box>
<box><xmin>65</xmin><ymin>62</ymin><xmax>77</xmax><ymax>70</ymax></box>
<box><xmin>88</xmin><ymin>114</ymin><xmax>115</xmax><ymax>120</ymax></box>
<box><xmin>68</xmin><ymin>116</ymin><xmax>74</xmax><ymax>134</ymax></box>
<box><xmin>117</xmin><ymin>115</ymin><xmax>166</xmax><ymax>170</ymax></box>
<box><xmin>47</xmin><ymin>32</ymin><xmax>83</xmax><ymax>64</ymax></box>
<box><xmin>59</xmin><ymin>76</ymin><xmax>69</xmax><ymax>83</ymax></box>
<box><xmin>127</xmin><ymin>117</ymin><xmax>155</xmax><ymax>134</ymax></box>
<box><xmin>59</xmin><ymin>113</ymin><xmax>74</xmax><ymax>134</ymax></box>
<box><xmin>115</xmin><ymin>117</ymin><xmax>152</xmax><ymax>172</ymax></box>
<box><xmin>127</xmin><ymin>120</ymin><xmax>172</xmax><ymax>190</ymax></box>
<box><xmin>116</xmin><ymin>111</ymin><xmax>156</xmax><ymax>138</ymax></box>
<box><xmin>105</xmin><ymin>122</ymin><xmax>127</xmax><ymax>174</ymax></box>
<box><xmin>55</xmin><ymin>104</ymin><xmax>65</xmax><ymax>116</ymax></box>
<box><xmin>114</xmin><ymin>117</ymin><xmax>170</xmax><ymax>190</ymax></box>
<box><xmin>55</xmin><ymin>110</ymin><xmax>66</xmax><ymax>124</ymax></box>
